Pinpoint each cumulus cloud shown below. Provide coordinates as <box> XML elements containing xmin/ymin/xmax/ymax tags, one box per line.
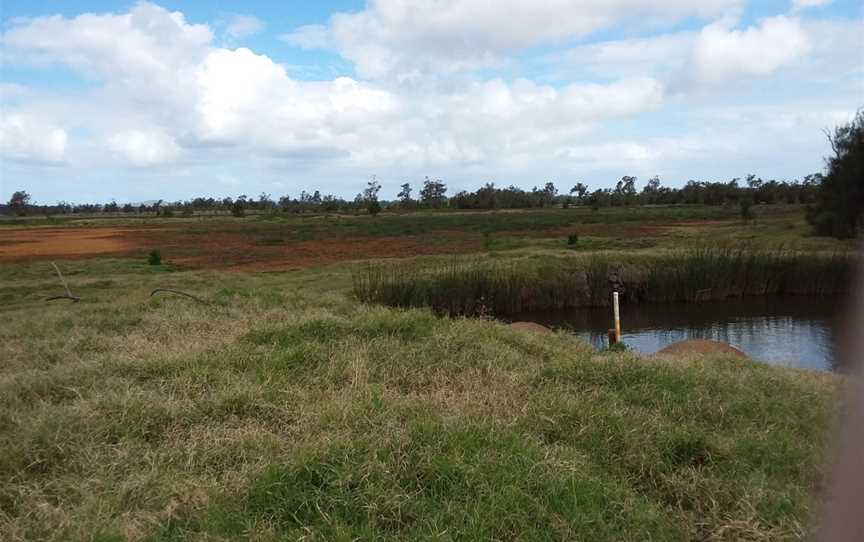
<box><xmin>108</xmin><ymin>130</ymin><xmax>180</xmax><ymax>166</ymax></box>
<box><xmin>1</xmin><ymin>2</ymin><xmax>211</xmax><ymax>85</ymax></box>
<box><xmin>284</xmin><ymin>0</ymin><xmax>744</xmax><ymax>80</ymax></box>
<box><xmin>0</xmin><ymin>1</ymin><xmax>856</xmax><ymax>200</ymax></box>
<box><xmin>690</xmin><ymin>16</ymin><xmax>811</xmax><ymax>84</ymax></box>
<box><xmin>555</xmin><ymin>15</ymin><xmax>817</xmax><ymax>89</ymax></box>
<box><xmin>0</xmin><ymin>2</ymin><xmax>667</xmax><ymax>171</ymax></box>
<box><xmin>0</xmin><ymin>114</ymin><xmax>67</xmax><ymax>163</ymax></box>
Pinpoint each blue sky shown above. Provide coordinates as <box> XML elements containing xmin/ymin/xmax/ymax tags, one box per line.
<box><xmin>1</xmin><ymin>1</ymin><xmax>862</xmax><ymax>204</ymax></box>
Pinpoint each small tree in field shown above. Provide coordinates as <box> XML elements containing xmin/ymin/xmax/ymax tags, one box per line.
<box><xmin>7</xmin><ymin>190</ymin><xmax>31</xmax><ymax>216</ymax></box>
<box><xmin>363</xmin><ymin>175</ymin><xmax>382</xmax><ymax>215</ymax></box>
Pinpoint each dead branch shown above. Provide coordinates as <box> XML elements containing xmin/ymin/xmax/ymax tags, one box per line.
<box><xmin>150</xmin><ymin>288</ymin><xmax>208</xmax><ymax>304</ymax></box>
<box><xmin>45</xmin><ymin>262</ymin><xmax>80</xmax><ymax>303</ymax></box>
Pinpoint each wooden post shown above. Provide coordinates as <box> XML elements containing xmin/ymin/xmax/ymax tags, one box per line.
<box><xmin>607</xmin><ymin>328</ymin><xmax>617</xmax><ymax>347</ymax></box>
<box><xmin>613</xmin><ymin>291</ymin><xmax>621</xmax><ymax>343</ymax></box>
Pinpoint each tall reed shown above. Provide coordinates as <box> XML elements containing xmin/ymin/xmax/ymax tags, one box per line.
<box><xmin>353</xmin><ymin>249</ymin><xmax>856</xmax><ymax>317</ymax></box>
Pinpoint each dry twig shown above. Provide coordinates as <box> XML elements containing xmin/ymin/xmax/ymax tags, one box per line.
<box><xmin>45</xmin><ymin>262</ymin><xmax>81</xmax><ymax>302</ymax></box>
<box><xmin>150</xmin><ymin>288</ymin><xmax>208</xmax><ymax>304</ymax></box>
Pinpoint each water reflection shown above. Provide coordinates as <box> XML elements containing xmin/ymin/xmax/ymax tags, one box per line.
<box><xmin>510</xmin><ymin>296</ymin><xmax>845</xmax><ymax>372</ymax></box>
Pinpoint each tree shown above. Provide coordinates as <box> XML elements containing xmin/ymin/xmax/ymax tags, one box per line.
<box><xmin>7</xmin><ymin>190</ymin><xmax>31</xmax><ymax>216</ymax></box>
<box><xmin>420</xmin><ymin>177</ymin><xmax>447</xmax><ymax>208</ymax></box>
<box><xmin>231</xmin><ymin>199</ymin><xmax>245</xmax><ymax>217</ymax></box>
<box><xmin>540</xmin><ymin>181</ymin><xmax>557</xmax><ymax>207</ymax></box>
<box><xmin>569</xmin><ymin>183</ymin><xmax>588</xmax><ymax>205</ymax></box>
<box><xmin>363</xmin><ymin>175</ymin><xmax>382</xmax><ymax>215</ymax></box>
<box><xmin>397</xmin><ymin>182</ymin><xmax>414</xmax><ymax>208</ymax></box>
<box><xmin>807</xmin><ymin>109</ymin><xmax>864</xmax><ymax>239</ymax></box>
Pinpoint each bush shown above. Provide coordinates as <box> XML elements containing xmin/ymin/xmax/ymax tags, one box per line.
<box><xmin>367</xmin><ymin>200</ymin><xmax>382</xmax><ymax>216</ymax></box>
<box><xmin>739</xmin><ymin>197</ymin><xmax>754</xmax><ymax>223</ymax></box>
<box><xmin>231</xmin><ymin>201</ymin><xmax>245</xmax><ymax>218</ymax></box>
<box><xmin>147</xmin><ymin>250</ymin><xmax>162</xmax><ymax>266</ymax></box>
<box><xmin>567</xmin><ymin>233</ymin><xmax>579</xmax><ymax>246</ymax></box>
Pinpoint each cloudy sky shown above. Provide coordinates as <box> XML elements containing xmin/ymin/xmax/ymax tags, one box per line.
<box><xmin>0</xmin><ymin>0</ymin><xmax>861</xmax><ymax>204</ymax></box>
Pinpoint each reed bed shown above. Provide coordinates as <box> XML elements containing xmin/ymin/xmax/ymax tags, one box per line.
<box><xmin>352</xmin><ymin>249</ymin><xmax>856</xmax><ymax>316</ymax></box>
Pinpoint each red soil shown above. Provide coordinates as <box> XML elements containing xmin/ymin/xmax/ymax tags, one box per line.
<box><xmin>0</xmin><ymin>226</ymin><xmax>480</xmax><ymax>271</ymax></box>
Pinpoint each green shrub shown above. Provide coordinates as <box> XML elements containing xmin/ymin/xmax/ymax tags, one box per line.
<box><xmin>367</xmin><ymin>200</ymin><xmax>382</xmax><ymax>216</ymax></box>
<box><xmin>567</xmin><ymin>233</ymin><xmax>579</xmax><ymax>246</ymax></box>
<box><xmin>147</xmin><ymin>250</ymin><xmax>162</xmax><ymax>266</ymax></box>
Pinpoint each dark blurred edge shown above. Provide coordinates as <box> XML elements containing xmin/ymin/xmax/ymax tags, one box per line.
<box><xmin>819</xmin><ymin>241</ymin><xmax>863</xmax><ymax>541</ymax></box>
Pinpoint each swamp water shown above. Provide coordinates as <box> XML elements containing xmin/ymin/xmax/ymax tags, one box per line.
<box><xmin>511</xmin><ymin>296</ymin><xmax>847</xmax><ymax>372</ymax></box>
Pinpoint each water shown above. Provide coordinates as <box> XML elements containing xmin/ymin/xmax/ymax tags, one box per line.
<box><xmin>510</xmin><ymin>296</ymin><xmax>847</xmax><ymax>372</ymax></box>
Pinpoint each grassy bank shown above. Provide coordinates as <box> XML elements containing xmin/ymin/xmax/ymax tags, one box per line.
<box><xmin>353</xmin><ymin>249</ymin><xmax>856</xmax><ymax>316</ymax></box>
<box><xmin>0</xmin><ymin>256</ymin><xmax>842</xmax><ymax>540</ymax></box>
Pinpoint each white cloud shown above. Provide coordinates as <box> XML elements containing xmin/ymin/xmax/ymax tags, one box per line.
<box><xmin>108</xmin><ymin>130</ymin><xmax>180</xmax><ymax>166</ymax></box>
<box><xmin>192</xmin><ymin>47</ymin><xmax>398</xmax><ymax>154</ymax></box>
<box><xmin>0</xmin><ymin>1</ymin><xmax>858</xmax><ymax>201</ymax></box>
<box><xmin>280</xmin><ymin>24</ymin><xmax>331</xmax><ymax>49</ymax></box>
<box><xmin>285</xmin><ymin>0</ymin><xmax>744</xmax><ymax>80</ymax></box>
<box><xmin>690</xmin><ymin>16</ymin><xmax>811</xmax><ymax>84</ymax></box>
<box><xmin>553</xmin><ymin>15</ymin><xmax>860</xmax><ymax>92</ymax></box>
<box><xmin>0</xmin><ymin>114</ymin><xmax>67</xmax><ymax>163</ymax></box>
<box><xmin>1</xmin><ymin>2</ymin><xmax>211</xmax><ymax>80</ymax></box>
<box><xmin>792</xmin><ymin>0</ymin><xmax>833</xmax><ymax>12</ymax></box>
<box><xmin>224</xmin><ymin>13</ymin><xmax>263</xmax><ymax>39</ymax></box>
<box><xmin>549</xmin><ymin>32</ymin><xmax>695</xmax><ymax>80</ymax></box>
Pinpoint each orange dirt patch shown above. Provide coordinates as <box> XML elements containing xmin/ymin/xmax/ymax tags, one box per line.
<box><xmin>0</xmin><ymin>228</ymin><xmax>145</xmax><ymax>260</ymax></box>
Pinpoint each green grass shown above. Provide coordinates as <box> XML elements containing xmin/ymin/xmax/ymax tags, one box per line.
<box><xmin>0</xmin><ymin>253</ymin><xmax>842</xmax><ymax>541</ymax></box>
<box><xmin>353</xmin><ymin>249</ymin><xmax>856</xmax><ymax>316</ymax></box>
<box><xmin>0</xmin><ymin>206</ymin><xmax>853</xmax><ymax>540</ymax></box>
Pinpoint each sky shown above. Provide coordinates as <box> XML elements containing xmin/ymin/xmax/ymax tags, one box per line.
<box><xmin>0</xmin><ymin>0</ymin><xmax>862</xmax><ymax>204</ymax></box>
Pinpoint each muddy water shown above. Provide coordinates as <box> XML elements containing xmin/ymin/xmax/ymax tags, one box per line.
<box><xmin>510</xmin><ymin>296</ymin><xmax>848</xmax><ymax>372</ymax></box>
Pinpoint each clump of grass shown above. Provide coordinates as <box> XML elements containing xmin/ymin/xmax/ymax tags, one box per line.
<box><xmin>567</xmin><ymin>232</ymin><xmax>579</xmax><ymax>246</ymax></box>
<box><xmin>353</xmin><ymin>249</ymin><xmax>856</xmax><ymax>316</ymax></box>
<box><xmin>188</xmin><ymin>421</ymin><xmax>682</xmax><ymax>540</ymax></box>
<box><xmin>147</xmin><ymin>249</ymin><xmax>162</xmax><ymax>266</ymax></box>
<box><xmin>255</xmin><ymin>237</ymin><xmax>286</xmax><ymax>246</ymax></box>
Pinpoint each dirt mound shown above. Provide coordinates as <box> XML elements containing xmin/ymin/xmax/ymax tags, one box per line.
<box><xmin>509</xmin><ymin>322</ymin><xmax>554</xmax><ymax>334</ymax></box>
<box><xmin>657</xmin><ymin>339</ymin><xmax>748</xmax><ymax>359</ymax></box>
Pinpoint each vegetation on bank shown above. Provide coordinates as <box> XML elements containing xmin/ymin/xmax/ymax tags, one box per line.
<box><xmin>0</xmin><ymin>258</ymin><xmax>841</xmax><ymax>540</ymax></box>
<box><xmin>353</xmin><ymin>249</ymin><xmax>856</xmax><ymax>316</ymax></box>
<box><xmin>806</xmin><ymin>109</ymin><xmax>864</xmax><ymax>239</ymax></box>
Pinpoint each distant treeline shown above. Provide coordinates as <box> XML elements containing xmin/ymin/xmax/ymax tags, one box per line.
<box><xmin>5</xmin><ymin>109</ymin><xmax>861</xmax><ymax>238</ymax></box>
<box><xmin>2</xmin><ymin>173</ymin><xmax>826</xmax><ymax>217</ymax></box>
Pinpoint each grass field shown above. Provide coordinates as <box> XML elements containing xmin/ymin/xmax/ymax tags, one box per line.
<box><xmin>0</xmin><ymin>205</ymin><xmax>854</xmax><ymax>540</ymax></box>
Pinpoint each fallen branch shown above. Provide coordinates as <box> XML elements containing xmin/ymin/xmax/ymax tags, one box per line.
<box><xmin>45</xmin><ymin>262</ymin><xmax>80</xmax><ymax>303</ymax></box>
<box><xmin>150</xmin><ymin>288</ymin><xmax>208</xmax><ymax>304</ymax></box>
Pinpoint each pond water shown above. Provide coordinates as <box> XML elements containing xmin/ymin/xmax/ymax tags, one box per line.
<box><xmin>510</xmin><ymin>296</ymin><xmax>847</xmax><ymax>372</ymax></box>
